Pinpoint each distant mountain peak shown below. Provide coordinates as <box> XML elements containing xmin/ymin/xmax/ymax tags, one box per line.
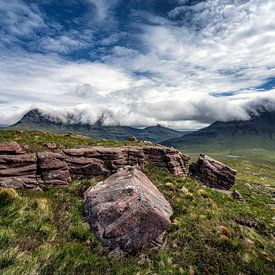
<box><xmin>162</xmin><ymin>109</ymin><xmax>275</xmax><ymax>150</ymax></box>
<box><xmin>19</xmin><ymin>109</ymin><xmax>63</xmax><ymax>125</ymax></box>
<box><xmin>10</xmin><ymin>109</ymin><xmax>187</xmax><ymax>143</ymax></box>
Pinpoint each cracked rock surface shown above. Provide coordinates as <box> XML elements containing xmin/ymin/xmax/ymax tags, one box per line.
<box><xmin>84</xmin><ymin>166</ymin><xmax>173</xmax><ymax>253</ymax></box>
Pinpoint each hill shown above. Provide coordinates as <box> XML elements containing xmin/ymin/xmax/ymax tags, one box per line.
<box><xmin>9</xmin><ymin>109</ymin><xmax>186</xmax><ymax>143</ymax></box>
<box><xmin>162</xmin><ymin>110</ymin><xmax>275</xmax><ymax>162</ymax></box>
<box><xmin>0</xmin><ymin>130</ymin><xmax>274</xmax><ymax>274</ymax></box>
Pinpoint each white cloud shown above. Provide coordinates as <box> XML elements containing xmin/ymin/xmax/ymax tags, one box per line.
<box><xmin>87</xmin><ymin>0</ymin><xmax>120</xmax><ymax>21</ymax></box>
<box><xmin>0</xmin><ymin>0</ymin><xmax>45</xmax><ymax>37</ymax></box>
<box><xmin>0</xmin><ymin>0</ymin><xmax>275</xmax><ymax>130</ymax></box>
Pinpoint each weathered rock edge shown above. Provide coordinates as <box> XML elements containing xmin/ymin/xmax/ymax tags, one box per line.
<box><xmin>0</xmin><ymin>142</ymin><xmax>189</xmax><ymax>189</ymax></box>
<box><xmin>189</xmin><ymin>154</ymin><xmax>236</xmax><ymax>190</ymax></box>
<box><xmin>84</xmin><ymin>166</ymin><xmax>173</xmax><ymax>253</ymax></box>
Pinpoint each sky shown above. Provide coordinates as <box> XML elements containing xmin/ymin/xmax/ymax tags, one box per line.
<box><xmin>0</xmin><ymin>0</ymin><xmax>275</xmax><ymax>130</ymax></box>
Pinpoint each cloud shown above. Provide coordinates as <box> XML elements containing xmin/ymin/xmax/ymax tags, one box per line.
<box><xmin>0</xmin><ymin>0</ymin><xmax>45</xmax><ymax>37</ymax></box>
<box><xmin>87</xmin><ymin>0</ymin><xmax>120</xmax><ymax>21</ymax></box>
<box><xmin>0</xmin><ymin>0</ymin><xmax>275</xmax><ymax>130</ymax></box>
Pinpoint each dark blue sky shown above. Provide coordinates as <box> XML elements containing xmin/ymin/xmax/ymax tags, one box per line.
<box><xmin>0</xmin><ymin>0</ymin><xmax>274</xmax><ymax>129</ymax></box>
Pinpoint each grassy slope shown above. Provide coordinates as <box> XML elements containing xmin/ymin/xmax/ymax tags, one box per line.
<box><xmin>10</xmin><ymin>121</ymin><xmax>184</xmax><ymax>143</ymax></box>
<box><xmin>0</xmin><ymin>130</ymin><xmax>149</xmax><ymax>151</ymax></box>
<box><xmin>167</xmin><ymin>134</ymin><xmax>275</xmax><ymax>164</ymax></box>
<box><xmin>0</xmin><ymin>131</ymin><xmax>274</xmax><ymax>274</ymax></box>
<box><xmin>163</xmin><ymin>132</ymin><xmax>275</xmax><ymax>164</ymax></box>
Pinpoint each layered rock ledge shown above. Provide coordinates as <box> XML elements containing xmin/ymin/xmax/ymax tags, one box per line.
<box><xmin>0</xmin><ymin>142</ymin><xmax>189</xmax><ymax>189</ymax></box>
<box><xmin>84</xmin><ymin>166</ymin><xmax>173</xmax><ymax>253</ymax></box>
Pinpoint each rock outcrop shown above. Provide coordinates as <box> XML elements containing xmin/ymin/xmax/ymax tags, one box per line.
<box><xmin>189</xmin><ymin>154</ymin><xmax>236</xmax><ymax>190</ymax></box>
<box><xmin>0</xmin><ymin>142</ymin><xmax>189</xmax><ymax>189</ymax></box>
<box><xmin>84</xmin><ymin>166</ymin><xmax>173</xmax><ymax>253</ymax></box>
<box><xmin>37</xmin><ymin>153</ymin><xmax>71</xmax><ymax>186</ymax></box>
<box><xmin>0</xmin><ymin>142</ymin><xmax>39</xmax><ymax>189</ymax></box>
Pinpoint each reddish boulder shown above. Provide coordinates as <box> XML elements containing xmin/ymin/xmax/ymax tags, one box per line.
<box><xmin>189</xmin><ymin>154</ymin><xmax>236</xmax><ymax>190</ymax></box>
<box><xmin>0</xmin><ymin>142</ymin><xmax>26</xmax><ymax>155</ymax></box>
<box><xmin>84</xmin><ymin>166</ymin><xmax>173</xmax><ymax>253</ymax></box>
<box><xmin>143</xmin><ymin>146</ymin><xmax>189</xmax><ymax>176</ymax></box>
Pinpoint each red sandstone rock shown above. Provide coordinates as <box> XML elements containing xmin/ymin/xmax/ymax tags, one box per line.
<box><xmin>0</xmin><ymin>142</ymin><xmax>189</xmax><ymax>189</ymax></box>
<box><xmin>84</xmin><ymin>166</ymin><xmax>173</xmax><ymax>253</ymax></box>
<box><xmin>37</xmin><ymin>153</ymin><xmax>71</xmax><ymax>186</ymax></box>
<box><xmin>189</xmin><ymin>154</ymin><xmax>236</xmax><ymax>190</ymax></box>
<box><xmin>0</xmin><ymin>150</ymin><xmax>38</xmax><ymax>189</ymax></box>
<box><xmin>0</xmin><ymin>142</ymin><xmax>26</xmax><ymax>155</ymax></box>
<box><xmin>66</xmin><ymin>156</ymin><xmax>109</xmax><ymax>179</ymax></box>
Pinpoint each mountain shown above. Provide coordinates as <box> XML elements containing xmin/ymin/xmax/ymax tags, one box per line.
<box><xmin>162</xmin><ymin>110</ymin><xmax>275</xmax><ymax>156</ymax></box>
<box><xmin>9</xmin><ymin>109</ymin><xmax>186</xmax><ymax>143</ymax></box>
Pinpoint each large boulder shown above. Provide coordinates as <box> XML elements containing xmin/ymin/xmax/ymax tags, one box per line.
<box><xmin>84</xmin><ymin>166</ymin><xmax>173</xmax><ymax>253</ymax></box>
<box><xmin>189</xmin><ymin>154</ymin><xmax>236</xmax><ymax>190</ymax></box>
<box><xmin>143</xmin><ymin>147</ymin><xmax>189</xmax><ymax>176</ymax></box>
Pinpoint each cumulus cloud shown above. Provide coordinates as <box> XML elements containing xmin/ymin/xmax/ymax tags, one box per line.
<box><xmin>0</xmin><ymin>0</ymin><xmax>275</xmax><ymax>129</ymax></box>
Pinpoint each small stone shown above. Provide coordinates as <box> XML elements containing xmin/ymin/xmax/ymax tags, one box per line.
<box><xmin>181</xmin><ymin>186</ymin><xmax>189</xmax><ymax>193</ymax></box>
<box><xmin>245</xmin><ymin>239</ymin><xmax>254</xmax><ymax>247</ymax></box>
<box><xmin>44</xmin><ymin>143</ymin><xmax>58</xmax><ymax>150</ymax></box>
<box><xmin>232</xmin><ymin>190</ymin><xmax>245</xmax><ymax>201</ymax></box>
<box><xmin>128</xmin><ymin>136</ymin><xmax>138</xmax><ymax>142</ymax></box>
<box><xmin>244</xmin><ymin>182</ymin><xmax>252</xmax><ymax>189</ymax></box>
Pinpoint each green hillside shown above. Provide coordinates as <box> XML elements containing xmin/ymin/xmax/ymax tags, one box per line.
<box><xmin>0</xmin><ymin>130</ymin><xmax>274</xmax><ymax>274</ymax></box>
<box><xmin>162</xmin><ymin>111</ymin><xmax>275</xmax><ymax>163</ymax></box>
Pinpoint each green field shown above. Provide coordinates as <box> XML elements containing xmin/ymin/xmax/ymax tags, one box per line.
<box><xmin>0</xmin><ymin>131</ymin><xmax>274</xmax><ymax>274</ymax></box>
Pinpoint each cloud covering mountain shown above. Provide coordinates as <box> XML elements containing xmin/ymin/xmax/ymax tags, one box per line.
<box><xmin>0</xmin><ymin>0</ymin><xmax>275</xmax><ymax>129</ymax></box>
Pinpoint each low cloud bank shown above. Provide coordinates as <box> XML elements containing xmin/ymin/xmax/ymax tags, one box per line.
<box><xmin>6</xmin><ymin>94</ymin><xmax>275</xmax><ymax>131</ymax></box>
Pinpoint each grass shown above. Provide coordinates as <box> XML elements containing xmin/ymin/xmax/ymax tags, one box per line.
<box><xmin>0</xmin><ymin>130</ymin><xmax>151</xmax><ymax>152</ymax></box>
<box><xmin>178</xmin><ymin>141</ymin><xmax>275</xmax><ymax>164</ymax></box>
<box><xmin>0</xmin><ymin>130</ymin><xmax>274</xmax><ymax>274</ymax></box>
<box><xmin>1</xmin><ymin>163</ymin><xmax>274</xmax><ymax>274</ymax></box>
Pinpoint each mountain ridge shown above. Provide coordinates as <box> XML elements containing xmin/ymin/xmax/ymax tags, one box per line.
<box><xmin>9</xmin><ymin>109</ymin><xmax>188</xmax><ymax>143</ymax></box>
<box><xmin>162</xmin><ymin>110</ymin><xmax>275</xmax><ymax>154</ymax></box>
